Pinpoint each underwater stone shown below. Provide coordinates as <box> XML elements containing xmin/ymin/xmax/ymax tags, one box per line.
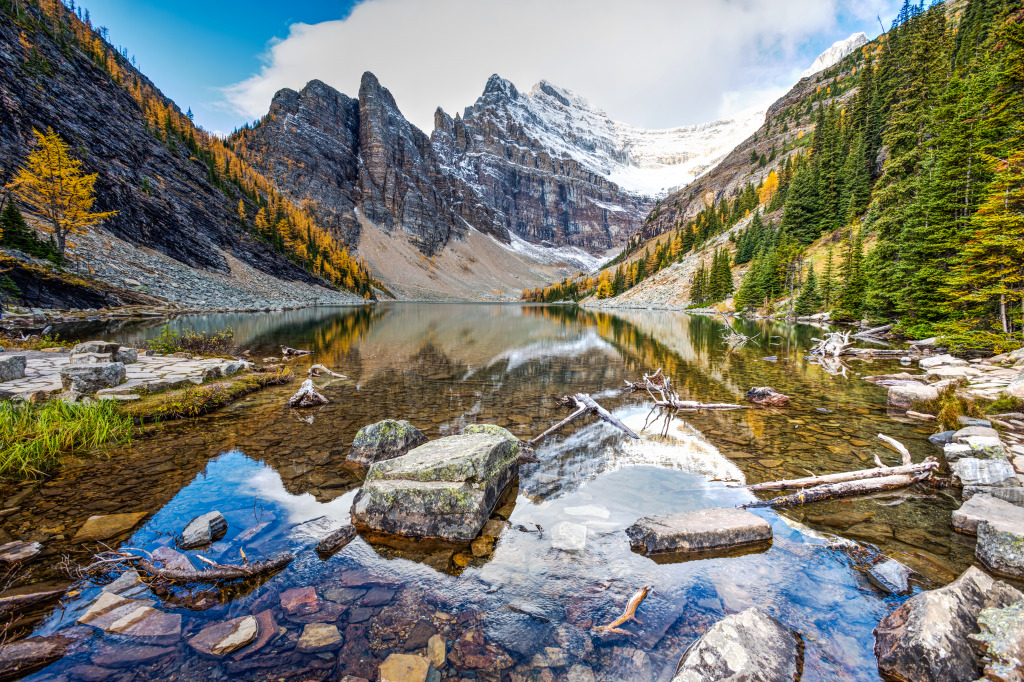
<box><xmin>347</xmin><ymin>419</ymin><xmax>428</xmax><ymax>466</ymax></box>
<box><xmin>189</xmin><ymin>615</ymin><xmax>258</xmax><ymax>657</ymax></box>
<box><xmin>178</xmin><ymin>511</ymin><xmax>228</xmax><ymax>549</ymax></box>
<box><xmin>867</xmin><ymin>559</ymin><xmax>913</xmax><ymax>595</ymax></box>
<box><xmin>673</xmin><ymin>607</ymin><xmax>799</xmax><ymax>682</ymax></box>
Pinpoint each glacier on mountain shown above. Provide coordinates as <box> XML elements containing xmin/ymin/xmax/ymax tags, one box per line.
<box><xmin>801</xmin><ymin>32</ymin><xmax>869</xmax><ymax>78</ymax></box>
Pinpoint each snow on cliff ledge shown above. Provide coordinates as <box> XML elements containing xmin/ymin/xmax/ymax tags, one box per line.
<box><xmin>802</xmin><ymin>33</ymin><xmax>870</xmax><ymax>78</ymax></box>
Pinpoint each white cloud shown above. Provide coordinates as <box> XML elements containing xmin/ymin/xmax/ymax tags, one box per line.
<box><xmin>223</xmin><ymin>0</ymin><xmax>877</xmax><ymax>133</ymax></box>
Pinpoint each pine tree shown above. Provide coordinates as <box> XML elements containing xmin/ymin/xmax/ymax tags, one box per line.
<box><xmin>780</xmin><ymin>161</ymin><xmax>820</xmax><ymax>244</ymax></box>
<box><xmin>6</xmin><ymin>127</ymin><xmax>117</xmax><ymax>255</ymax></box>
<box><xmin>821</xmin><ymin>247</ymin><xmax>836</xmax><ymax>310</ymax></box>
<box><xmin>0</xmin><ymin>201</ymin><xmax>62</xmax><ymax>263</ymax></box>
<box><xmin>795</xmin><ymin>264</ymin><xmax>822</xmax><ymax>315</ymax></box>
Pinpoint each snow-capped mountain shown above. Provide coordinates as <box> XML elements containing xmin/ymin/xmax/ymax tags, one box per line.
<box><xmin>801</xmin><ymin>33</ymin><xmax>869</xmax><ymax>78</ymax></box>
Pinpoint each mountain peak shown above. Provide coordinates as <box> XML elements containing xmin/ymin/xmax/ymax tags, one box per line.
<box><xmin>801</xmin><ymin>32</ymin><xmax>869</xmax><ymax>78</ymax></box>
<box><xmin>483</xmin><ymin>74</ymin><xmax>519</xmax><ymax>99</ymax></box>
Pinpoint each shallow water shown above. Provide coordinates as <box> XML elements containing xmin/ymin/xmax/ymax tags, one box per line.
<box><xmin>5</xmin><ymin>303</ymin><xmax>972</xmax><ymax>681</ymax></box>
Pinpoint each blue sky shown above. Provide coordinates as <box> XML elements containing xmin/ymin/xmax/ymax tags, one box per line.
<box><xmin>82</xmin><ymin>0</ymin><xmax>899</xmax><ymax>135</ymax></box>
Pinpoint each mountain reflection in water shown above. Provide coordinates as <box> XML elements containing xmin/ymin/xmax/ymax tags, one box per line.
<box><xmin>7</xmin><ymin>303</ymin><xmax>970</xmax><ymax>681</ymax></box>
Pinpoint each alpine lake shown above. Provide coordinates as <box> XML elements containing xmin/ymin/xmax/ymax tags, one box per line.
<box><xmin>1</xmin><ymin>303</ymin><xmax>978</xmax><ymax>681</ymax></box>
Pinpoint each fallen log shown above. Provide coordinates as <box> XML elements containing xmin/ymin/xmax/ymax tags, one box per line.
<box><xmin>281</xmin><ymin>345</ymin><xmax>312</xmax><ymax>356</ymax></box>
<box><xmin>136</xmin><ymin>553</ymin><xmax>293</xmax><ymax>584</ymax></box>
<box><xmin>289</xmin><ymin>379</ymin><xmax>329</xmax><ymax>407</ymax></box>
<box><xmin>747</xmin><ymin>472</ymin><xmax>932</xmax><ymax>508</ymax></box>
<box><xmin>307</xmin><ymin>364</ymin><xmax>347</xmax><ymax>379</ymax></box>
<box><xmin>810</xmin><ymin>331</ymin><xmax>852</xmax><ymax>357</ymax></box>
<box><xmin>854</xmin><ymin>323</ymin><xmax>894</xmax><ymax>338</ymax></box>
<box><xmin>574</xmin><ymin>393</ymin><xmax>639</xmax><ymax>439</ymax></box>
<box><xmin>653</xmin><ymin>399</ymin><xmax>745</xmax><ymax>411</ymax></box>
<box><xmin>744</xmin><ymin>458</ymin><xmax>938</xmax><ymax>491</ymax></box>
<box><xmin>627</xmin><ymin>369</ymin><xmax>745</xmax><ymax>411</ymax></box>
<box><xmin>877</xmin><ymin>433</ymin><xmax>913</xmax><ymax>466</ymax></box>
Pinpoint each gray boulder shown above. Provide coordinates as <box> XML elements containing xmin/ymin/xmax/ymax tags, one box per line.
<box><xmin>963</xmin><ymin>487</ymin><xmax>1024</xmax><ymax>506</ymax></box>
<box><xmin>953</xmin><ymin>426</ymin><xmax>999</xmax><ymax>442</ymax></box>
<box><xmin>952</xmin><ymin>494</ymin><xmax>1024</xmax><ymax>536</ymax></box>
<box><xmin>952</xmin><ymin>458</ymin><xmax>1019</xmax><ymax>488</ymax></box>
<box><xmin>347</xmin><ymin>419</ymin><xmax>427</xmax><ymax>466</ymax></box>
<box><xmin>887</xmin><ymin>383</ymin><xmax>938</xmax><ymax>409</ymax></box>
<box><xmin>672</xmin><ymin>607</ymin><xmax>799</xmax><ymax>682</ymax></box>
<box><xmin>59</xmin><ymin>362</ymin><xmax>126</xmax><ymax>394</ymax></box>
<box><xmin>943</xmin><ymin>443</ymin><xmax>972</xmax><ymax>463</ymax></box>
<box><xmin>1007</xmin><ymin>374</ymin><xmax>1024</xmax><ymax>400</ymax></box>
<box><xmin>71</xmin><ymin>341</ymin><xmax>120</xmax><ymax>356</ymax></box>
<box><xmin>0</xmin><ymin>356</ymin><xmax>26</xmax><ymax>383</ymax></box>
<box><xmin>977</xmin><ymin>517</ymin><xmax>1024</xmax><ymax>579</ymax></box>
<box><xmin>178</xmin><ymin>511</ymin><xmax>228</xmax><ymax>549</ymax></box>
<box><xmin>114</xmin><ymin>348</ymin><xmax>139</xmax><ymax>364</ymax></box>
<box><xmin>963</xmin><ymin>436</ymin><xmax>1008</xmax><ymax>459</ymax></box>
<box><xmin>874</xmin><ymin>566</ymin><xmax>1023</xmax><ymax>682</ymax></box>
<box><xmin>626</xmin><ymin>508</ymin><xmax>771</xmax><ymax>557</ymax></box>
<box><xmin>968</xmin><ymin>601</ymin><xmax>1024</xmax><ymax>682</ymax></box>
<box><xmin>351</xmin><ymin>428</ymin><xmax>519</xmax><ymax>541</ymax></box>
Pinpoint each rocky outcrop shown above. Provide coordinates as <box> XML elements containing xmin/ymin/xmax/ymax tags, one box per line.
<box><xmin>672</xmin><ymin>607</ymin><xmax>800</xmax><ymax>682</ymax></box>
<box><xmin>977</xmin><ymin>517</ymin><xmax>1024</xmax><ymax>579</ymax></box>
<box><xmin>0</xmin><ymin>4</ymin><xmax>326</xmax><ymax>289</ymax></box>
<box><xmin>59</xmin><ymin>362</ymin><xmax>126</xmax><ymax>394</ymax></box>
<box><xmin>351</xmin><ymin>428</ymin><xmax>519</xmax><ymax>542</ymax></box>
<box><xmin>969</xmin><ymin>601</ymin><xmax>1024</xmax><ymax>682</ymax></box>
<box><xmin>874</xmin><ymin>566</ymin><xmax>1023</xmax><ymax>682</ymax></box>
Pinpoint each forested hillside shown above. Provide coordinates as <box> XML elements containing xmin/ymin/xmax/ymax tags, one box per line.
<box><xmin>536</xmin><ymin>0</ymin><xmax>1024</xmax><ymax>350</ymax></box>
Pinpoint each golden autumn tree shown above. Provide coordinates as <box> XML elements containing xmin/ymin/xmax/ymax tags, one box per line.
<box><xmin>6</xmin><ymin>128</ymin><xmax>116</xmax><ymax>256</ymax></box>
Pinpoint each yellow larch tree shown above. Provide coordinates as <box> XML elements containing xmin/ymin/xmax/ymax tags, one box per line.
<box><xmin>6</xmin><ymin>127</ymin><xmax>116</xmax><ymax>256</ymax></box>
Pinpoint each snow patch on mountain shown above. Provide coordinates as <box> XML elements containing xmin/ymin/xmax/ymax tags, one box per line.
<box><xmin>498</xmin><ymin>231</ymin><xmax>611</xmax><ymax>273</ymax></box>
<box><xmin>801</xmin><ymin>33</ymin><xmax>869</xmax><ymax>78</ymax></box>
<box><xmin>453</xmin><ymin>77</ymin><xmax>765</xmax><ymax>199</ymax></box>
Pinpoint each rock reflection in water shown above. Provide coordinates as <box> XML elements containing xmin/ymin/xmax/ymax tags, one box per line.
<box><xmin>1</xmin><ymin>303</ymin><xmax>979</xmax><ymax>680</ymax></box>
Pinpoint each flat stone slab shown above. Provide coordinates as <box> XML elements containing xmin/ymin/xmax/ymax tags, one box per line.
<box><xmin>954</xmin><ymin>426</ymin><xmax>999</xmax><ymax>442</ymax></box>
<box><xmin>887</xmin><ymin>383</ymin><xmax>939</xmax><ymax>409</ymax></box>
<box><xmin>189</xmin><ymin>615</ymin><xmax>258</xmax><ymax>657</ymax></box>
<box><xmin>296</xmin><ymin>623</ymin><xmax>342</xmax><ymax>653</ymax></box>
<box><xmin>920</xmin><ymin>354</ymin><xmax>968</xmax><ymax>369</ymax></box>
<box><xmin>963</xmin><ymin>486</ymin><xmax>1024</xmax><ymax>505</ymax></box>
<box><xmin>0</xmin><ymin>540</ymin><xmax>41</xmax><ymax>563</ymax></box>
<box><xmin>952</xmin><ymin>458</ymin><xmax>1019</xmax><ymax>488</ymax></box>
<box><xmin>673</xmin><ymin>607</ymin><xmax>799</xmax><ymax>682</ymax></box>
<box><xmin>625</xmin><ymin>508</ymin><xmax>772</xmax><ymax>557</ymax></box>
<box><xmin>550</xmin><ymin>522</ymin><xmax>587</xmax><ymax>552</ymax></box>
<box><xmin>378</xmin><ymin>653</ymin><xmax>432</xmax><ymax>682</ymax></box>
<box><xmin>952</xmin><ymin>494</ymin><xmax>1024</xmax><ymax>536</ymax></box>
<box><xmin>352</xmin><ymin>428</ymin><xmax>519</xmax><ymax>542</ymax></box>
<box><xmin>73</xmin><ymin>512</ymin><xmax>148</xmax><ymax>542</ymax></box>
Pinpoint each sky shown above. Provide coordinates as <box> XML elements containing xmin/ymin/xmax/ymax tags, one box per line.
<box><xmin>82</xmin><ymin>0</ymin><xmax>902</xmax><ymax>136</ymax></box>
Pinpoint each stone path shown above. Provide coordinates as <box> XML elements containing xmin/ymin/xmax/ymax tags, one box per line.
<box><xmin>0</xmin><ymin>352</ymin><xmax>234</xmax><ymax>399</ymax></box>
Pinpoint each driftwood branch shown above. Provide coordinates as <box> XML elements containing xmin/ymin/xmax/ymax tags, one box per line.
<box><xmin>308</xmin><ymin>364</ymin><xmax>347</xmax><ymax>379</ymax></box>
<box><xmin>747</xmin><ymin>472</ymin><xmax>933</xmax><ymax>508</ymax></box>
<box><xmin>854</xmin><ymin>323</ymin><xmax>894</xmax><ymax>338</ymax></box>
<box><xmin>810</xmin><ymin>331</ymin><xmax>852</xmax><ymax>358</ymax></box>
<box><xmin>626</xmin><ymin>369</ymin><xmax>745</xmax><ymax>411</ymax></box>
<box><xmin>531</xmin><ymin>393</ymin><xmax>638</xmax><ymax>443</ymax></box>
<box><xmin>289</xmin><ymin>379</ymin><xmax>329</xmax><ymax>407</ymax></box>
<box><xmin>744</xmin><ymin>458</ymin><xmax>938</xmax><ymax>491</ymax></box>
<box><xmin>316</xmin><ymin>525</ymin><xmax>357</xmax><ymax>559</ymax></box>
<box><xmin>877</xmin><ymin>434</ymin><xmax>913</xmax><ymax>466</ymax></box>
<box><xmin>593</xmin><ymin>586</ymin><xmax>649</xmax><ymax>635</ymax></box>
<box><xmin>530</xmin><ymin>406</ymin><xmax>587</xmax><ymax>444</ymax></box>
<box><xmin>136</xmin><ymin>553</ymin><xmax>294</xmax><ymax>584</ymax></box>
<box><xmin>281</xmin><ymin>345</ymin><xmax>312</xmax><ymax>356</ymax></box>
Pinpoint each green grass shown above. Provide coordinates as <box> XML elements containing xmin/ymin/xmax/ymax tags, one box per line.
<box><xmin>912</xmin><ymin>381</ymin><xmax>987</xmax><ymax>431</ymax></box>
<box><xmin>147</xmin><ymin>324</ymin><xmax>237</xmax><ymax>356</ymax></box>
<box><xmin>0</xmin><ymin>400</ymin><xmax>133</xmax><ymax>479</ymax></box>
<box><xmin>122</xmin><ymin>369</ymin><xmax>293</xmax><ymax>422</ymax></box>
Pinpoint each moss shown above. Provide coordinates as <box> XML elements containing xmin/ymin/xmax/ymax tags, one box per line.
<box><xmin>911</xmin><ymin>381</ymin><xmax>986</xmax><ymax>431</ymax></box>
<box><xmin>120</xmin><ymin>369</ymin><xmax>293</xmax><ymax>423</ymax></box>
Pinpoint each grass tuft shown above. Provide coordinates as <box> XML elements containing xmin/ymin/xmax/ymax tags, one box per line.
<box><xmin>0</xmin><ymin>400</ymin><xmax>133</xmax><ymax>479</ymax></box>
<box><xmin>912</xmin><ymin>381</ymin><xmax>987</xmax><ymax>431</ymax></box>
<box><xmin>122</xmin><ymin>368</ymin><xmax>293</xmax><ymax>422</ymax></box>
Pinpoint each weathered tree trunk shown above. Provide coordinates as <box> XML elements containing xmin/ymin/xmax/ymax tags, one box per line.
<box><xmin>289</xmin><ymin>379</ymin><xmax>329</xmax><ymax>407</ymax></box>
<box><xmin>747</xmin><ymin>472</ymin><xmax>932</xmax><ymax>508</ymax></box>
<box><xmin>574</xmin><ymin>393</ymin><xmax>639</xmax><ymax>439</ymax></box>
<box><xmin>745</xmin><ymin>459</ymin><xmax>938</xmax><ymax>491</ymax></box>
<box><xmin>316</xmin><ymin>525</ymin><xmax>357</xmax><ymax>559</ymax></box>
<box><xmin>854</xmin><ymin>324</ymin><xmax>894</xmax><ymax>338</ymax></box>
<box><xmin>136</xmin><ymin>553</ymin><xmax>293</xmax><ymax>584</ymax></box>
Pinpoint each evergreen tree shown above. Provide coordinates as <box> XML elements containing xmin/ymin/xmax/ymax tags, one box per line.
<box><xmin>780</xmin><ymin>161</ymin><xmax>820</xmax><ymax>244</ymax></box>
<box><xmin>821</xmin><ymin>247</ymin><xmax>836</xmax><ymax>310</ymax></box>
<box><xmin>795</xmin><ymin>264</ymin><xmax>822</xmax><ymax>315</ymax></box>
<box><xmin>0</xmin><ymin>201</ymin><xmax>62</xmax><ymax>262</ymax></box>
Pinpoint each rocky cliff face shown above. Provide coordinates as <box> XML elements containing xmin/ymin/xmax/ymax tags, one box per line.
<box><xmin>0</xmin><ymin>6</ymin><xmax>321</xmax><ymax>286</ymax></box>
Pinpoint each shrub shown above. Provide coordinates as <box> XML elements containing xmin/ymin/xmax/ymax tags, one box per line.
<box><xmin>147</xmin><ymin>324</ymin><xmax>236</xmax><ymax>356</ymax></box>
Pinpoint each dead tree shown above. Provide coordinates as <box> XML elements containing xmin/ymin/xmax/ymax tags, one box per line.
<box><xmin>530</xmin><ymin>393</ymin><xmax>639</xmax><ymax>444</ymax></box>
<box><xmin>280</xmin><ymin>345</ymin><xmax>312</xmax><ymax>356</ymax></box>
<box><xmin>810</xmin><ymin>331</ymin><xmax>853</xmax><ymax>357</ymax></box>
<box><xmin>307</xmin><ymin>364</ymin><xmax>347</xmax><ymax>379</ymax></box>
<box><xmin>136</xmin><ymin>553</ymin><xmax>294</xmax><ymax>584</ymax></box>
<box><xmin>626</xmin><ymin>369</ymin><xmax>744</xmax><ymax>411</ymax></box>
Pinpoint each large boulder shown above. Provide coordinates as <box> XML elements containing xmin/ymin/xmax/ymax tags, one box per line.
<box><xmin>626</xmin><ymin>508</ymin><xmax>771</xmax><ymax>557</ymax></box>
<box><xmin>672</xmin><ymin>607</ymin><xmax>799</xmax><ymax>682</ymax></box>
<box><xmin>70</xmin><ymin>341</ymin><xmax>120</xmax><ymax>357</ymax></box>
<box><xmin>60</xmin><ymin>362</ymin><xmax>126</xmax><ymax>394</ymax></box>
<box><xmin>963</xmin><ymin>487</ymin><xmax>1024</xmax><ymax>506</ymax></box>
<box><xmin>0</xmin><ymin>355</ymin><xmax>26</xmax><ymax>383</ymax></box>
<box><xmin>347</xmin><ymin>419</ymin><xmax>428</xmax><ymax>466</ymax></box>
<box><xmin>351</xmin><ymin>428</ymin><xmax>519</xmax><ymax>542</ymax></box>
<box><xmin>1007</xmin><ymin>374</ymin><xmax>1024</xmax><ymax>400</ymax></box>
<box><xmin>887</xmin><ymin>383</ymin><xmax>939</xmax><ymax>409</ymax></box>
<box><xmin>977</xmin><ymin>517</ymin><xmax>1024</xmax><ymax>579</ymax></box>
<box><xmin>874</xmin><ymin>566</ymin><xmax>1023</xmax><ymax>682</ymax></box>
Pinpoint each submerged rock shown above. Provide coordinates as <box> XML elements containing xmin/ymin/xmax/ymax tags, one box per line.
<box><xmin>874</xmin><ymin>566</ymin><xmax>1023</xmax><ymax>682</ymax></box>
<box><xmin>626</xmin><ymin>508</ymin><xmax>771</xmax><ymax>557</ymax></box>
<box><xmin>72</xmin><ymin>512</ymin><xmax>148</xmax><ymax>542</ymax></box>
<box><xmin>189</xmin><ymin>615</ymin><xmax>259</xmax><ymax>657</ymax></box>
<box><xmin>868</xmin><ymin>559</ymin><xmax>913</xmax><ymax>595</ymax></box>
<box><xmin>347</xmin><ymin>419</ymin><xmax>428</xmax><ymax>466</ymax></box>
<box><xmin>550</xmin><ymin>522</ymin><xmax>587</xmax><ymax>552</ymax></box>
<box><xmin>351</xmin><ymin>429</ymin><xmax>519</xmax><ymax>541</ymax></box>
<box><xmin>977</xmin><ymin>517</ymin><xmax>1024</xmax><ymax>578</ymax></box>
<box><xmin>378</xmin><ymin>653</ymin><xmax>434</xmax><ymax>681</ymax></box>
<box><xmin>178</xmin><ymin>511</ymin><xmax>228</xmax><ymax>549</ymax></box>
<box><xmin>887</xmin><ymin>383</ymin><xmax>939</xmax><ymax>409</ymax></box>
<box><xmin>296</xmin><ymin>623</ymin><xmax>343</xmax><ymax>653</ymax></box>
<box><xmin>746</xmin><ymin>387</ymin><xmax>790</xmax><ymax>406</ymax></box>
<box><xmin>0</xmin><ymin>540</ymin><xmax>41</xmax><ymax>563</ymax></box>
<box><xmin>0</xmin><ymin>633</ymin><xmax>81</xmax><ymax>679</ymax></box>
<box><xmin>672</xmin><ymin>607</ymin><xmax>799</xmax><ymax>682</ymax></box>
